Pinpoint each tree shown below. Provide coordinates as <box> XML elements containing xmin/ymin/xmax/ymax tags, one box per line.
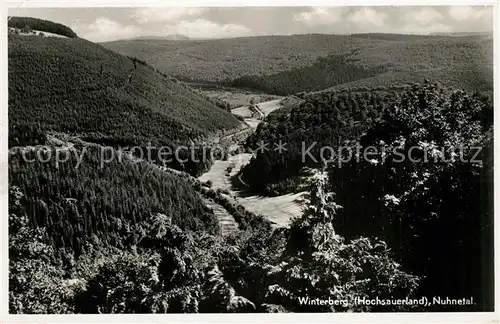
<box><xmin>9</xmin><ymin>186</ymin><xmax>78</xmax><ymax>314</ymax></box>
<box><xmin>328</xmin><ymin>84</ymin><xmax>494</xmax><ymax>310</ymax></box>
<box><xmin>226</xmin><ymin>176</ymin><xmax>420</xmax><ymax>312</ymax></box>
<box><xmin>21</xmin><ymin>24</ymin><xmax>32</xmax><ymax>34</ymax></box>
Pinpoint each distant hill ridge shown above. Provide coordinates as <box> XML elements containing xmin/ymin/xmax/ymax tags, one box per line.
<box><xmin>131</xmin><ymin>34</ymin><xmax>190</xmax><ymax>41</ymax></box>
<box><xmin>429</xmin><ymin>31</ymin><xmax>493</xmax><ymax>37</ymax></box>
<box><xmin>102</xmin><ymin>33</ymin><xmax>493</xmax><ymax>94</ymax></box>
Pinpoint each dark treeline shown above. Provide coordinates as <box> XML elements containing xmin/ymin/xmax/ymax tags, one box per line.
<box><xmin>241</xmin><ymin>89</ymin><xmax>402</xmax><ymax>195</ymax></box>
<box><xmin>9</xmin><ymin>145</ymin><xmax>219</xmax><ymax>257</ymax></box>
<box><xmin>328</xmin><ymin>84</ymin><xmax>494</xmax><ymax>310</ymax></box>
<box><xmin>228</xmin><ymin>54</ymin><xmax>389</xmax><ymax>95</ymax></box>
<box><xmin>8</xmin><ymin>16</ymin><xmax>79</xmax><ymax>38</ymax></box>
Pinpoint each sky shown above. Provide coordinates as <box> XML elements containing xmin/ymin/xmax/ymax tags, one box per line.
<box><xmin>9</xmin><ymin>6</ymin><xmax>494</xmax><ymax>42</ymax></box>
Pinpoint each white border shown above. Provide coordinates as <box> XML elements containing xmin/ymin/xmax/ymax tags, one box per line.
<box><xmin>2</xmin><ymin>0</ymin><xmax>500</xmax><ymax>7</ymax></box>
<box><xmin>1</xmin><ymin>1</ymin><xmax>498</xmax><ymax>323</ymax></box>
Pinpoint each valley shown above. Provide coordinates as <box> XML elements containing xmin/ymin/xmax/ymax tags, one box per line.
<box><xmin>199</xmin><ymin>98</ymin><xmax>304</xmax><ymax>231</ymax></box>
<box><xmin>7</xmin><ymin>12</ymin><xmax>495</xmax><ymax>315</ymax></box>
<box><xmin>199</xmin><ymin>151</ymin><xmax>304</xmax><ymax>229</ymax></box>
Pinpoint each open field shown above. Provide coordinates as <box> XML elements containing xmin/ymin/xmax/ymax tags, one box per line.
<box><xmin>199</xmin><ymin>99</ymin><xmax>305</xmax><ymax>228</ymax></box>
<box><xmin>256</xmin><ymin>99</ymin><xmax>284</xmax><ymax>115</ymax></box>
<box><xmin>231</xmin><ymin>99</ymin><xmax>284</xmax><ymax>129</ymax></box>
<box><xmin>201</xmin><ymin>88</ymin><xmax>281</xmax><ymax>109</ymax></box>
<box><xmin>199</xmin><ymin>153</ymin><xmax>304</xmax><ymax>228</ymax></box>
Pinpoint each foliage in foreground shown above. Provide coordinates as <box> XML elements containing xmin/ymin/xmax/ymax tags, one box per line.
<box><xmin>328</xmin><ymin>84</ymin><xmax>494</xmax><ymax>310</ymax></box>
<box><xmin>230</xmin><ymin>177</ymin><xmax>420</xmax><ymax>312</ymax></box>
<box><xmin>239</xmin><ymin>83</ymin><xmax>494</xmax><ymax>311</ymax></box>
<box><xmin>9</xmin><ymin>170</ymin><xmax>418</xmax><ymax>313</ymax></box>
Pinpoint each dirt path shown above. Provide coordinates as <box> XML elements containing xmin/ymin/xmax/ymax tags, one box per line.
<box><xmin>202</xmin><ymin>198</ymin><xmax>239</xmax><ymax>235</ymax></box>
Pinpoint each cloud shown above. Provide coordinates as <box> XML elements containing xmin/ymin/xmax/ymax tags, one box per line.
<box><xmin>74</xmin><ymin>15</ymin><xmax>251</xmax><ymax>41</ymax></box>
<box><xmin>449</xmin><ymin>6</ymin><xmax>492</xmax><ymax>21</ymax></box>
<box><xmin>293</xmin><ymin>7</ymin><xmax>343</xmax><ymax>26</ymax></box>
<box><xmin>399</xmin><ymin>7</ymin><xmax>452</xmax><ymax>34</ymax></box>
<box><xmin>44</xmin><ymin>6</ymin><xmax>494</xmax><ymax>42</ymax></box>
<box><xmin>76</xmin><ymin>17</ymin><xmax>141</xmax><ymax>42</ymax></box>
<box><xmin>401</xmin><ymin>23</ymin><xmax>453</xmax><ymax>35</ymax></box>
<box><xmin>348</xmin><ymin>8</ymin><xmax>388</xmax><ymax>27</ymax></box>
<box><xmin>133</xmin><ymin>8</ymin><xmax>205</xmax><ymax>24</ymax></box>
<box><xmin>164</xmin><ymin>19</ymin><xmax>252</xmax><ymax>39</ymax></box>
<box><xmin>407</xmin><ymin>8</ymin><xmax>444</xmax><ymax>25</ymax></box>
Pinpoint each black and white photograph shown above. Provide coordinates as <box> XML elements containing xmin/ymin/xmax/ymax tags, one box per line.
<box><xmin>3</xmin><ymin>2</ymin><xmax>498</xmax><ymax>321</ymax></box>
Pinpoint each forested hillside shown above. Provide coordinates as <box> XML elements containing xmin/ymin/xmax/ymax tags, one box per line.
<box><xmin>8</xmin><ymin>34</ymin><xmax>241</xmax><ymax>175</ymax></box>
<box><xmin>240</xmin><ymin>84</ymin><xmax>492</xmax><ymax>195</ymax></box>
<box><xmin>241</xmin><ymin>88</ymin><xmax>401</xmax><ymax>195</ymax></box>
<box><xmin>7</xmin><ymin>23</ymin><xmax>420</xmax><ymax>313</ymax></box>
<box><xmin>102</xmin><ymin>35</ymin><xmax>380</xmax><ymax>82</ymax></box>
<box><xmin>9</xmin><ymin>144</ymin><xmax>219</xmax><ymax>255</ymax></box>
<box><xmin>319</xmin><ymin>37</ymin><xmax>493</xmax><ymax>93</ymax></box>
<box><xmin>240</xmin><ymin>83</ymin><xmax>494</xmax><ymax>310</ymax></box>
<box><xmin>10</xmin><ymin>83</ymin><xmax>492</xmax><ymax>313</ymax></box>
<box><xmin>103</xmin><ymin>34</ymin><xmax>493</xmax><ymax>94</ymax></box>
<box><xmin>229</xmin><ymin>53</ymin><xmax>388</xmax><ymax>95</ymax></box>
